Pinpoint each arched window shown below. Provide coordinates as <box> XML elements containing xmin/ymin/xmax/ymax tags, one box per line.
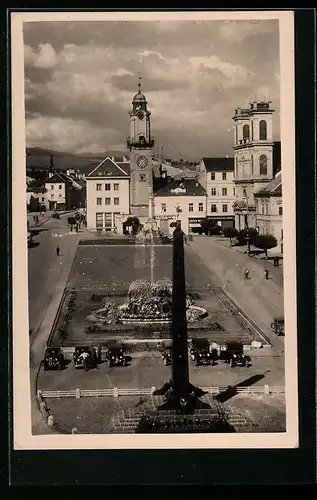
<box><xmin>260</xmin><ymin>155</ymin><xmax>268</xmax><ymax>175</ymax></box>
<box><xmin>251</xmin><ymin>121</ymin><xmax>254</xmax><ymax>140</ymax></box>
<box><xmin>259</xmin><ymin>120</ymin><xmax>267</xmax><ymax>140</ymax></box>
<box><xmin>243</xmin><ymin>124</ymin><xmax>250</xmax><ymax>140</ymax></box>
<box><xmin>251</xmin><ymin>155</ymin><xmax>254</xmax><ymax>175</ymax></box>
<box><xmin>243</xmin><ymin>188</ymin><xmax>247</xmax><ymax>197</ymax></box>
<box><xmin>235</xmin><ymin>125</ymin><xmax>238</xmax><ymax>144</ymax></box>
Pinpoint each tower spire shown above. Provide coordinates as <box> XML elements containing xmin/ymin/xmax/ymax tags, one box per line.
<box><xmin>138</xmin><ymin>72</ymin><xmax>142</xmax><ymax>93</ymax></box>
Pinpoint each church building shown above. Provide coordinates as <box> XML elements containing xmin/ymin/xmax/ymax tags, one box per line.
<box><xmin>232</xmin><ymin>101</ymin><xmax>275</xmax><ymax>230</ymax></box>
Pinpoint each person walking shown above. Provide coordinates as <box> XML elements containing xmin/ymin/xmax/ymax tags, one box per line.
<box><xmin>264</xmin><ymin>268</ymin><xmax>269</xmax><ymax>280</ymax></box>
<box><xmin>56</xmin><ymin>246</ymin><xmax>60</xmax><ymax>257</ymax></box>
<box><xmin>244</xmin><ymin>268</ymin><xmax>249</xmax><ymax>280</ymax></box>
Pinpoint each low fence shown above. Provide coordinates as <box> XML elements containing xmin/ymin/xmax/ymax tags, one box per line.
<box><xmin>38</xmin><ymin>385</ymin><xmax>285</xmax><ymax>399</ymax></box>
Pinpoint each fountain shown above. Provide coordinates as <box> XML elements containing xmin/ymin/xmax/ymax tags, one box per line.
<box><xmin>85</xmin><ymin>277</ymin><xmax>207</xmax><ymax>325</ymax></box>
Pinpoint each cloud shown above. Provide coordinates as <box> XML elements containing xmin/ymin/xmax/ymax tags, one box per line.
<box><xmin>23</xmin><ymin>19</ymin><xmax>280</xmax><ymax>159</ymax></box>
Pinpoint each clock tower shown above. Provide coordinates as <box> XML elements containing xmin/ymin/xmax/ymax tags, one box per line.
<box><xmin>127</xmin><ymin>77</ymin><xmax>155</xmax><ymax>219</ymax></box>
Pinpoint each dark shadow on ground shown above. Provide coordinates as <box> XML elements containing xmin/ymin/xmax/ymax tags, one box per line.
<box><xmin>215</xmin><ymin>374</ymin><xmax>265</xmax><ymax>403</ymax></box>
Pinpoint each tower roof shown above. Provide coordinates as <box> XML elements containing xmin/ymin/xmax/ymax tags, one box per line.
<box><xmin>132</xmin><ymin>74</ymin><xmax>147</xmax><ymax>103</ymax></box>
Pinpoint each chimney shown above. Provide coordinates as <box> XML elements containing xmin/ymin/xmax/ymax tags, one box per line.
<box><xmin>66</xmin><ymin>169</ymin><xmax>70</xmax><ymax>176</ymax></box>
<box><xmin>48</xmin><ymin>172</ymin><xmax>53</xmax><ymax>178</ymax></box>
<box><xmin>111</xmin><ymin>156</ymin><xmax>115</xmax><ymax>162</ymax></box>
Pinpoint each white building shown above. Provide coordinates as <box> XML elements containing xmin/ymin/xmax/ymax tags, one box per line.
<box><xmin>254</xmin><ymin>171</ymin><xmax>283</xmax><ymax>255</ymax></box>
<box><xmin>86</xmin><ymin>157</ymin><xmax>130</xmax><ymax>231</ymax></box>
<box><xmin>153</xmin><ymin>179</ymin><xmax>207</xmax><ymax>235</ymax></box>
<box><xmin>199</xmin><ymin>157</ymin><xmax>235</xmax><ymax>228</ymax></box>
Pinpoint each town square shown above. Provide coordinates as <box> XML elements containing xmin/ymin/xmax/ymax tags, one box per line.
<box><xmin>21</xmin><ymin>15</ymin><xmax>289</xmax><ymax>436</ymax></box>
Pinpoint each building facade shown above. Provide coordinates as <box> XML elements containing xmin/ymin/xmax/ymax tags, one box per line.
<box><xmin>86</xmin><ymin>157</ymin><xmax>130</xmax><ymax>231</ymax></box>
<box><xmin>232</xmin><ymin>101</ymin><xmax>275</xmax><ymax>230</ymax></box>
<box><xmin>153</xmin><ymin>179</ymin><xmax>207</xmax><ymax>235</ymax></box>
<box><xmin>200</xmin><ymin>157</ymin><xmax>235</xmax><ymax>228</ymax></box>
<box><xmin>254</xmin><ymin>171</ymin><xmax>283</xmax><ymax>255</ymax></box>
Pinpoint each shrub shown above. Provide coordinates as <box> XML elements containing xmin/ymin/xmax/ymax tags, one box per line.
<box><xmin>223</xmin><ymin>227</ymin><xmax>238</xmax><ymax>245</ymax></box>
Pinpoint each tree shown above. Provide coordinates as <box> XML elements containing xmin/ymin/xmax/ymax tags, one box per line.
<box><xmin>253</xmin><ymin>234</ymin><xmax>277</xmax><ymax>259</ymax></box>
<box><xmin>223</xmin><ymin>227</ymin><xmax>238</xmax><ymax>245</ymax></box>
<box><xmin>200</xmin><ymin>218</ymin><xmax>210</xmax><ymax>235</ymax></box>
<box><xmin>29</xmin><ymin>195</ymin><xmax>40</xmax><ymax>212</ymax></box>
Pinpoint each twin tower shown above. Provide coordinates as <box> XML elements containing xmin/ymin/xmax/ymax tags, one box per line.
<box><xmin>126</xmin><ymin>79</ymin><xmax>275</xmax><ymax>225</ymax></box>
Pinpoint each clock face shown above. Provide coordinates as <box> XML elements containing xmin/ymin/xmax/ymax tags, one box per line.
<box><xmin>137</xmin><ymin>111</ymin><xmax>144</xmax><ymax>120</ymax></box>
<box><xmin>136</xmin><ymin>156</ymin><xmax>148</xmax><ymax>168</ymax></box>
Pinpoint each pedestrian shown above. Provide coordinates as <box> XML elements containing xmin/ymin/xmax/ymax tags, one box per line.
<box><xmin>56</xmin><ymin>246</ymin><xmax>60</xmax><ymax>257</ymax></box>
<box><xmin>244</xmin><ymin>268</ymin><xmax>249</xmax><ymax>280</ymax></box>
<box><xmin>264</xmin><ymin>268</ymin><xmax>269</xmax><ymax>280</ymax></box>
<box><xmin>41</xmin><ymin>210</ymin><xmax>44</xmax><ymax>217</ymax></box>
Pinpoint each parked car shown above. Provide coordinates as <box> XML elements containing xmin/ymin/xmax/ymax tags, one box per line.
<box><xmin>161</xmin><ymin>346</ymin><xmax>172</xmax><ymax>366</ymax></box>
<box><xmin>190</xmin><ymin>338</ymin><xmax>212</xmax><ymax>366</ymax></box>
<box><xmin>73</xmin><ymin>346</ymin><xmax>98</xmax><ymax>371</ymax></box>
<box><xmin>222</xmin><ymin>342</ymin><xmax>250</xmax><ymax>368</ymax></box>
<box><xmin>43</xmin><ymin>347</ymin><xmax>65</xmax><ymax>371</ymax></box>
<box><xmin>271</xmin><ymin>317</ymin><xmax>284</xmax><ymax>336</ymax></box>
<box><xmin>105</xmin><ymin>345</ymin><xmax>126</xmax><ymax>367</ymax></box>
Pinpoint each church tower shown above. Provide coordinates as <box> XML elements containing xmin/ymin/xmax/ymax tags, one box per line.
<box><xmin>232</xmin><ymin>101</ymin><xmax>275</xmax><ymax>230</ymax></box>
<box><xmin>127</xmin><ymin>77</ymin><xmax>155</xmax><ymax>219</ymax></box>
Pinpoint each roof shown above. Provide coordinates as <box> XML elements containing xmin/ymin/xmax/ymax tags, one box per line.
<box><xmin>254</xmin><ymin>172</ymin><xmax>282</xmax><ymax>197</ymax></box>
<box><xmin>154</xmin><ymin>179</ymin><xmax>206</xmax><ymax>197</ymax></box>
<box><xmin>201</xmin><ymin>157</ymin><xmax>234</xmax><ymax>172</ymax></box>
<box><xmin>233</xmin><ymin>200</ymin><xmax>248</xmax><ymax>209</ymax></box>
<box><xmin>45</xmin><ymin>173</ymin><xmax>69</xmax><ymax>184</ymax></box>
<box><xmin>87</xmin><ymin>157</ymin><xmax>130</xmax><ymax>178</ymax></box>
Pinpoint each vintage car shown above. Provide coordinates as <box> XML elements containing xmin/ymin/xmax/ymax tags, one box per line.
<box><xmin>222</xmin><ymin>342</ymin><xmax>249</xmax><ymax>368</ymax></box>
<box><xmin>271</xmin><ymin>317</ymin><xmax>284</xmax><ymax>336</ymax></box>
<box><xmin>73</xmin><ymin>346</ymin><xmax>99</xmax><ymax>371</ymax></box>
<box><xmin>190</xmin><ymin>338</ymin><xmax>212</xmax><ymax>366</ymax></box>
<box><xmin>43</xmin><ymin>347</ymin><xmax>65</xmax><ymax>371</ymax></box>
<box><xmin>161</xmin><ymin>346</ymin><xmax>172</xmax><ymax>366</ymax></box>
<box><xmin>105</xmin><ymin>345</ymin><xmax>126</xmax><ymax>367</ymax></box>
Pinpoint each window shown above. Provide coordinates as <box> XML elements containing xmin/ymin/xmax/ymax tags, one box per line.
<box><xmin>235</xmin><ymin>125</ymin><xmax>238</xmax><ymax>144</ymax></box>
<box><xmin>211</xmin><ymin>204</ymin><xmax>217</xmax><ymax>213</ymax></box>
<box><xmin>259</xmin><ymin>120</ymin><xmax>267</xmax><ymax>140</ymax></box>
<box><xmin>51</xmin><ymin>185</ymin><xmax>54</xmax><ymax>190</ymax></box>
<box><xmin>211</xmin><ymin>172</ymin><xmax>215</xmax><ymax>180</ymax></box>
<box><xmin>96</xmin><ymin>183</ymin><xmax>102</xmax><ymax>191</ymax></box>
<box><xmin>139</xmin><ymin>174</ymin><xmax>145</xmax><ymax>181</ymax></box>
<box><xmin>281</xmin><ymin>229</ymin><xmax>283</xmax><ymax>240</ymax></box>
<box><xmin>96</xmin><ymin>197</ymin><xmax>102</xmax><ymax>205</ymax></box>
<box><xmin>113</xmin><ymin>183</ymin><xmax>119</xmax><ymax>191</ymax></box>
<box><xmin>261</xmin><ymin>204</ymin><xmax>264</xmax><ymax>215</ymax></box>
<box><xmin>243</xmin><ymin>124</ymin><xmax>250</xmax><ymax>140</ymax></box>
<box><xmin>222</xmin><ymin>188</ymin><xmax>227</xmax><ymax>196</ymax></box>
<box><xmin>260</xmin><ymin>155</ymin><xmax>267</xmax><ymax>175</ymax></box>
<box><xmin>96</xmin><ymin>213</ymin><xmax>103</xmax><ymax>228</ymax></box>
<box><xmin>211</xmin><ymin>188</ymin><xmax>216</xmax><ymax>196</ymax></box>
<box><xmin>265</xmin><ymin>204</ymin><xmax>269</xmax><ymax>215</ymax></box>
<box><xmin>51</xmin><ymin>193</ymin><xmax>54</xmax><ymax>198</ymax></box>
<box><xmin>189</xmin><ymin>203</ymin><xmax>193</xmax><ymax>212</ymax></box>
<box><xmin>251</xmin><ymin>121</ymin><xmax>254</xmax><ymax>140</ymax></box>
<box><xmin>222</xmin><ymin>204</ymin><xmax>228</xmax><ymax>213</ymax></box>
<box><xmin>104</xmin><ymin>213</ymin><xmax>112</xmax><ymax>229</ymax></box>
<box><xmin>105</xmin><ymin>197</ymin><xmax>111</xmax><ymax>205</ymax></box>
<box><xmin>251</xmin><ymin>155</ymin><xmax>254</xmax><ymax>175</ymax></box>
<box><xmin>105</xmin><ymin>183</ymin><xmax>110</xmax><ymax>191</ymax></box>
<box><xmin>42</xmin><ymin>197</ymin><xmax>45</xmax><ymax>202</ymax></box>
<box><xmin>198</xmin><ymin>203</ymin><xmax>203</xmax><ymax>212</ymax></box>
<box><xmin>59</xmin><ymin>184</ymin><xmax>62</xmax><ymax>189</ymax></box>
<box><xmin>222</xmin><ymin>172</ymin><xmax>227</xmax><ymax>180</ymax></box>
<box><xmin>161</xmin><ymin>203</ymin><xmax>167</xmax><ymax>213</ymax></box>
<box><xmin>114</xmin><ymin>197</ymin><xmax>119</xmax><ymax>205</ymax></box>
<box><xmin>59</xmin><ymin>194</ymin><xmax>62</xmax><ymax>198</ymax></box>
<box><xmin>233</xmin><ymin>187</ymin><xmax>235</xmax><ymax>196</ymax></box>
<box><xmin>279</xmin><ymin>206</ymin><xmax>283</xmax><ymax>216</ymax></box>
<box><xmin>243</xmin><ymin>188</ymin><xmax>247</xmax><ymax>197</ymax></box>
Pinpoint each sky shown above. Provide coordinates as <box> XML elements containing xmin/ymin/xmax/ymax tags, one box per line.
<box><xmin>23</xmin><ymin>19</ymin><xmax>280</xmax><ymax>160</ymax></box>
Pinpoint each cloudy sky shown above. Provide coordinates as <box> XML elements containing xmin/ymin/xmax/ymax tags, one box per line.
<box><xmin>23</xmin><ymin>19</ymin><xmax>280</xmax><ymax>160</ymax></box>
